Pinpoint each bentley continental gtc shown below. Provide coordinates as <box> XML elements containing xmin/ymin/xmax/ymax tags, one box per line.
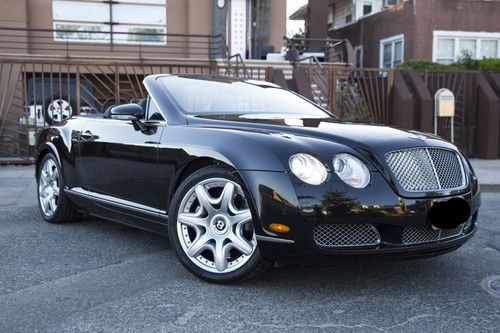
<box><xmin>35</xmin><ymin>74</ymin><xmax>480</xmax><ymax>283</ymax></box>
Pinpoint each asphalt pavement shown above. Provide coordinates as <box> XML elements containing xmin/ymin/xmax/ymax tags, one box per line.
<box><xmin>0</xmin><ymin>165</ymin><xmax>498</xmax><ymax>332</ymax></box>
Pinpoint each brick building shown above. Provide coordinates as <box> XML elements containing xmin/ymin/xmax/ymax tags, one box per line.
<box><xmin>291</xmin><ymin>0</ymin><xmax>500</xmax><ymax>68</ymax></box>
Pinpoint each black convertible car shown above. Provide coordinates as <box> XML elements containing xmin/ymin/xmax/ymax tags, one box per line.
<box><xmin>35</xmin><ymin>74</ymin><xmax>480</xmax><ymax>283</ymax></box>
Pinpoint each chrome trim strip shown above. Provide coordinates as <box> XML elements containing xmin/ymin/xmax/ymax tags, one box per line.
<box><xmin>425</xmin><ymin>148</ymin><xmax>442</xmax><ymax>189</ymax></box>
<box><xmin>256</xmin><ymin>235</ymin><xmax>295</xmax><ymax>244</ymax></box>
<box><xmin>66</xmin><ymin>187</ymin><xmax>168</xmax><ymax>218</ymax></box>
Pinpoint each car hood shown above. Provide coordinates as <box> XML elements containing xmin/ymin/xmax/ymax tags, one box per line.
<box><xmin>187</xmin><ymin>114</ymin><xmax>456</xmax><ymax>154</ymax></box>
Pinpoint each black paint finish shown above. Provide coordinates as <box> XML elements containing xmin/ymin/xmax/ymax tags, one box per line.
<box><xmin>35</xmin><ymin>74</ymin><xmax>480</xmax><ymax>261</ymax></box>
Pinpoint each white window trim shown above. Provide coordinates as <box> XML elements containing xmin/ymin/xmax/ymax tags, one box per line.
<box><xmin>379</xmin><ymin>34</ymin><xmax>404</xmax><ymax>68</ymax></box>
<box><xmin>432</xmin><ymin>30</ymin><xmax>500</xmax><ymax>63</ymax></box>
<box><xmin>354</xmin><ymin>45</ymin><xmax>363</xmax><ymax>68</ymax></box>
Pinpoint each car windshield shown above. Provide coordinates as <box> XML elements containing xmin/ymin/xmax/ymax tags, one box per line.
<box><xmin>159</xmin><ymin>76</ymin><xmax>331</xmax><ymax>119</ymax></box>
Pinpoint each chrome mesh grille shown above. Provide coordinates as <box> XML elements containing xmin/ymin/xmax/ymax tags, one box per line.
<box><xmin>402</xmin><ymin>225</ymin><xmax>464</xmax><ymax>245</ymax></box>
<box><xmin>385</xmin><ymin>148</ymin><xmax>465</xmax><ymax>192</ymax></box>
<box><xmin>427</xmin><ymin>148</ymin><xmax>464</xmax><ymax>189</ymax></box>
<box><xmin>313</xmin><ymin>224</ymin><xmax>380</xmax><ymax>248</ymax></box>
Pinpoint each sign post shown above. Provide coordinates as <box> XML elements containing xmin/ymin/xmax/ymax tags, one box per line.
<box><xmin>434</xmin><ymin>88</ymin><xmax>455</xmax><ymax>143</ymax></box>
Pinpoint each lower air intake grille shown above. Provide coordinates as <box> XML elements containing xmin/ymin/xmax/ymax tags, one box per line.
<box><xmin>402</xmin><ymin>225</ymin><xmax>464</xmax><ymax>245</ymax></box>
<box><xmin>313</xmin><ymin>224</ymin><xmax>380</xmax><ymax>248</ymax></box>
<box><xmin>385</xmin><ymin>147</ymin><xmax>465</xmax><ymax>192</ymax></box>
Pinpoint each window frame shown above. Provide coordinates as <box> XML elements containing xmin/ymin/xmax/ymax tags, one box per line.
<box><xmin>379</xmin><ymin>34</ymin><xmax>404</xmax><ymax>68</ymax></box>
<box><xmin>52</xmin><ymin>0</ymin><xmax>167</xmax><ymax>45</ymax></box>
<box><xmin>354</xmin><ymin>45</ymin><xmax>363</xmax><ymax>68</ymax></box>
<box><xmin>433</xmin><ymin>30</ymin><xmax>500</xmax><ymax>64</ymax></box>
<box><xmin>145</xmin><ymin>96</ymin><xmax>166</xmax><ymax>123</ymax></box>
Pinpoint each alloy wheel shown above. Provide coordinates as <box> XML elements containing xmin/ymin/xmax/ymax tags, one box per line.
<box><xmin>176</xmin><ymin>178</ymin><xmax>257</xmax><ymax>274</ymax></box>
<box><xmin>38</xmin><ymin>158</ymin><xmax>60</xmax><ymax>217</ymax></box>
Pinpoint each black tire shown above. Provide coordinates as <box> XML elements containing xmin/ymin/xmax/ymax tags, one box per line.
<box><xmin>43</xmin><ymin>96</ymin><xmax>76</xmax><ymax>125</ymax></box>
<box><xmin>168</xmin><ymin>166</ymin><xmax>263</xmax><ymax>283</ymax></box>
<box><xmin>37</xmin><ymin>153</ymin><xmax>81</xmax><ymax>224</ymax></box>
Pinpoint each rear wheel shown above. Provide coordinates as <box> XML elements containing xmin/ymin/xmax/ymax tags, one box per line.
<box><xmin>168</xmin><ymin>166</ymin><xmax>262</xmax><ymax>283</ymax></box>
<box><xmin>37</xmin><ymin>153</ymin><xmax>80</xmax><ymax>223</ymax></box>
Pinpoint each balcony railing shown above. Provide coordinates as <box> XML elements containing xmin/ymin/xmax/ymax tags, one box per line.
<box><xmin>0</xmin><ymin>26</ymin><xmax>226</xmax><ymax>61</ymax></box>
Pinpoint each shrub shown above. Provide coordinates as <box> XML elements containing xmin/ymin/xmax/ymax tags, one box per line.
<box><xmin>478</xmin><ymin>58</ymin><xmax>500</xmax><ymax>72</ymax></box>
<box><xmin>400</xmin><ymin>56</ymin><xmax>500</xmax><ymax>72</ymax></box>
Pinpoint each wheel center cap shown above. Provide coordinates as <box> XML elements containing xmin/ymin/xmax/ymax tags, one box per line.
<box><xmin>210</xmin><ymin>215</ymin><xmax>228</xmax><ymax>235</ymax></box>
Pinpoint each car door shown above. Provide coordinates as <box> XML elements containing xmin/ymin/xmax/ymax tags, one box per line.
<box><xmin>78</xmin><ymin>98</ymin><xmax>165</xmax><ymax>218</ymax></box>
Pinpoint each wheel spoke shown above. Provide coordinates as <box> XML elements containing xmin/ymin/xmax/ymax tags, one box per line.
<box><xmin>52</xmin><ymin>186</ymin><xmax>60</xmax><ymax>196</ymax></box>
<box><xmin>51</xmin><ymin>167</ymin><xmax>59</xmax><ymax>181</ymax></box>
<box><xmin>42</xmin><ymin>196</ymin><xmax>51</xmax><ymax>212</ymax></box>
<box><xmin>187</xmin><ymin>233</ymin><xmax>212</xmax><ymax>257</ymax></box>
<box><xmin>231</xmin><ymin>209</ymin><xmax>252</xmax><ymax>227</ymax></box>
<box><xmin>229</xmin><ymin>233</ymin><xmax>253</xmax><ymax>255</ymax></box>
<box><xmin>40</xmin><ymin>169</ymin><xmax>50</xmax><ymax>185</ymax></box>
<box><xmin>178</xmin><ymin>211</ymin><xmax>207</xmax><ymax>229</ymax></box>
<box><xmin>219</xmin><ymin>182</ymin><xmax>236</xmax><ymax>212</ymax></box>
<box><xmin>214</xmin><ymin>240</ymin><xmax>229</xmax><ymax>272</ymax></box>
<box><xmin>195</xmin><ymin>185</ymin><xmax>216</xmax><ymax>215</ymax></box>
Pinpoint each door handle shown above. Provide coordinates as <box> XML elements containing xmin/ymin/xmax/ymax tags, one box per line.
<box><xmin>81</xmin><ymin>130</ymin><xmax>96</xmax><ymax>141</ymax></box>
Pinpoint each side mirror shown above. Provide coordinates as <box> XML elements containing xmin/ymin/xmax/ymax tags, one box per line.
<box><xmin>110</xmin><ymin>103</ymin><xmax>144</xmax><ymax>121</ymax></box>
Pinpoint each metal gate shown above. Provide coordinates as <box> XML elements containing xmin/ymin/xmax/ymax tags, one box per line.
<box><xmin>301</xmin><ymin>62</ymin><xmax>394</xmax><ymax>124</ymax></box>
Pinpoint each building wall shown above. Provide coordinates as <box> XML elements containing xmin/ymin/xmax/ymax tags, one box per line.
<box><xmin>269</xmin><ymin>0</ymin><xmax>286</xmax><ymax>54</ymax></box>
<box><xmin>0</xmin><ymin>0</ymin><xmax>28</xmax><ymax>29</ymax></box>
<box><xmin>330</xmin><ymin>0</ymin><xmax>500</xmax><ymax>67</ymax></box>
<box><xmin>413</xmin><ymin>0</ymin><xmax>500</xmax><ymax>61</ymax></box>
<box><xmin>0</xmin><ymin>0</ymin><xmax>285</xmax><ymax>60</ymax></box>
<box><xmin>330</xmin><ymin>1</ymin><xmax>415</xmax><ymax>67</ymax></box>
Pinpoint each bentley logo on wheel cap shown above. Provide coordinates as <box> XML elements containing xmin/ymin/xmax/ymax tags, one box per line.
<box><xmin>215</xmin><ymin>219</ymin><xmax>226</xmax><ymax>231</ymax></box>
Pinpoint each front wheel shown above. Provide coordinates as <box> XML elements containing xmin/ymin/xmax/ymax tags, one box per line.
<box><xmin>168</xmin><ymin>166</ymin><xmax>262</xmax><ymax>283</ymax></box>
<box><xmin>37</xmin><ymin>153</ymin><xmax>81</xmax><ymax>223</ymax></box>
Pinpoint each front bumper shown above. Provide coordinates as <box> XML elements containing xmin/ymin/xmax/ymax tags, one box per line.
<box><xmin>239</xmin><ymin>170</ymin><xmax>480</xmax><ymax>262</ymax></box>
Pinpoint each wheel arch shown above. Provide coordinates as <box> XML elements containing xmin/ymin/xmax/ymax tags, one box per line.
<box><xmin>167</xmin><ymin>156</ymin><xmax>255</xmax><ymax>217</ymax></box>
<box><xmin>36</xmin><ymin>142</ymin><xmax>61</xmax><ymax>177</ymax></box>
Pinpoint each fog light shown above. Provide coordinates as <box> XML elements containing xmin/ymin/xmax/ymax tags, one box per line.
<box><xmin>269</xmin><ymin>223</ymin><xmax>290</xmax><ymax>233</ymax></box>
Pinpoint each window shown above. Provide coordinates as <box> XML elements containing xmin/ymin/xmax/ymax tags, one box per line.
<box><xmin>481</xmin><ymin>40</ymin><xmax>498</xmax><ymax>59</ymax></box>
<box><xmin>327</xmin><ymin>5</ymin><xmax>336</xmax><ymax>30</ymax></box>
<box><xmin>345</xmin><ymin>3</ymin><xmax>354</xmax><ymax>24</ymax></box>
<box><xmin>354</xmin><ymin>46</ymin><xmax>363</xmax><ymax>68</ymax></box>
<box><xmin>434</xmin><ymin>31</ymin><xmax>500</xmax><ymax>64</ymax></box>
<box><xmin>380</xmin><ymin>34</ymin><xmax>404</xmax><ymax>68</ymax></box>
<box><xmin>52</xmin><ymin>0</ymin><xmax>167</xmax><ymax>45</ymax></box>
<box><xmin>436</xmin><ymin>38</ymin><xmax>455</xmax><ymax>64</ymax></box>
<box><xmin>363</xmin><ymin>1</ymin><xmax>373</xmax><ymax>15</ymax></box>
<box><xmin>384</xmin><ymin>0</ymin><xmax>401</xmax><ymax>7</ymax></box>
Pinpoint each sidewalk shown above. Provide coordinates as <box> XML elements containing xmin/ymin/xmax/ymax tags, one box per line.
<box><xmin>470</xmin><ymin>159</ymin><xmax>500</xmax><ymax>192</ymax></box>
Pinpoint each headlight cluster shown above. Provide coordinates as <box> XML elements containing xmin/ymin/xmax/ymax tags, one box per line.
<box><xmin>332</xmin><ymin>153</ymin><xmax>370</xmax><ymax>188</ymax></box>
<box><xmin>289</xmin><ymin>153</ymin><xmax>370</xmax><ymax>188</ymax></box>
<box><xmin>289</xmin><ymin>153</ymin><xmax>327</xmax><ymax>185</ymax></box>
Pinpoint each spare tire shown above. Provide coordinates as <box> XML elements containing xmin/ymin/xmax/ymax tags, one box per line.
<box><xmin>44</xmin><ymin>97</ymin><xmax>76</xmax><ymax>125</ymax></box>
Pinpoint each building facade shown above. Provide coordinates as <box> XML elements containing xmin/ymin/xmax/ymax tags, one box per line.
<box><xmin>0</xmin><ymin>0</ymin><xmax>286</xmax><ymax>60</ymax></box>
<box><xmin>293</xmin><ymin>0</ymin><xmax>500</xmax><ymax>68</ymax></box>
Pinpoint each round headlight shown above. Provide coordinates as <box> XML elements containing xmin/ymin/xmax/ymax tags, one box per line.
<box><xmin>289</xmin><ymin>153</ymin><xmax>327</xmax><ymax>185</ymax></box>
<box><xmin>333</xmin><ymin>153</ymin><xmax>370</xmax><ymax>188</ymax></box>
